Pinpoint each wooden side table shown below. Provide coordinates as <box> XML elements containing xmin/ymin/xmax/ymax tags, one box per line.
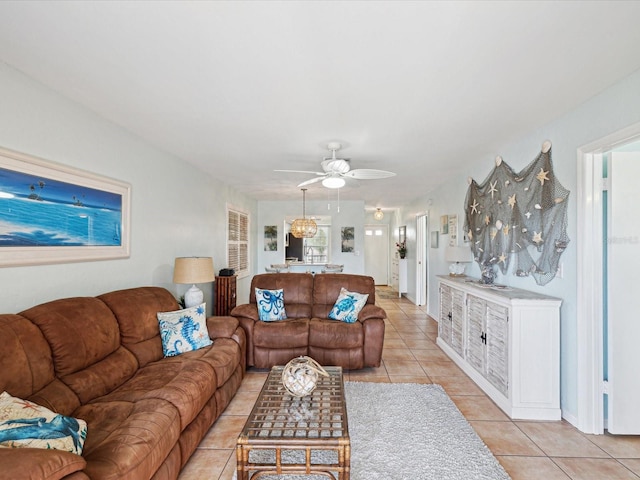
<box><xmin>215</xmin><ymin>275</ymin><xmax>237</xmax><ymax>316</ymax></box>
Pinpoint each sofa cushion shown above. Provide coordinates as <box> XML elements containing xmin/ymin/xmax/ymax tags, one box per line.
<box><xmin>312</xmin><ymin>274</ymin><xmax>376</xmax><ymax>318</ymax></box>
<box><xmin>328</xmin><ymin>288</ymin><xmax>369</xmax><ymax>323</ymax></box>
<box><xmin>19</xmin><ymin>298</ymin><xmax>122</xmax><ymax>378</ymax></box>
<box><xmin>249</xmin><ymin>273</ymin><xmax>313</xmax><ymax>319</ymax></box>
<box><xmin>309</xmin><ymin>318</ymin><xmax>364</xmax><ymax>349</ymax></box>
<box><xmin>74</xmin><ymin>398</ymin><xmax>180</xmax><ymax>480</ymax></box>
<box><xmin>19</xmin><ymin>298</ymin><xmax>139</xmax><ymax>406</ymax></box>
<box><xmin>0</xmin><ymin>448</ymin><xmax>87</xmax><ymax>480</ymax></box>
<box><xmin>166</xmin><ymin>338</ymin><xmax>242</xmax><ymax>388</ymax></box>
<box><xmin>253</xmin><ymin>319</ymin><xmax>310</xmax><ymax>349</ymax></box>
<box><xmin>92</xmin><ymin>357</ymin><xmax>217</xmax><ymax>430</ymax></box>
<box><xmin>157</xmin><ymin>303</ymin><xmax>212</xmax><ymax>357</ymax></box>
<box><xmin>0</xmin><ymin>391</ymin><xmax>88</xmax><ymax>454</ymax></box>
<box><xmin>255</xmin><ymin>288</ymin><xmax>287</xmax><ymax>321</ymax></box>
<box><xmin>98</xmin><ymin>287</ymin><xmax>180</xmax><ymax>367</ymax></box>
<box><xmin>0</xmin><ymin>314</ymin><xmax>55</xmax><ymax>400</ymax></box>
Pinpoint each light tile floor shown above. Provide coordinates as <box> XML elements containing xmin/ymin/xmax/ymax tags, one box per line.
<box><xmin>179</xmin><ymin>287</ymin><xmax>640</xmax><ymax>480</ymax></box>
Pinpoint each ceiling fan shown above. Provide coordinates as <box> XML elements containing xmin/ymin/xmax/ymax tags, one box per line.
<box><xmin>275</xmin><ymin>142</ymin><xmax>396</xmax><ymax>189</ymax></box>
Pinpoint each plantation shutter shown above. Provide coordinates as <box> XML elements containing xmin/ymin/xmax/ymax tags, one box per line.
<box><xmin>228</xmin><ymin>207</ymin><xmax>249</xmax><ymax>276</ymax></box>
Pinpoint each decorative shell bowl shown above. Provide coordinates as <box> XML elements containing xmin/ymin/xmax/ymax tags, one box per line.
<box><xmin>281</xmin><ymin>356</ymin><xmax>329</xmax><ymax>397</ymax></box>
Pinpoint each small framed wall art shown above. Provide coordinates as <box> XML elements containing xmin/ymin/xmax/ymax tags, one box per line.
<box><xmin>440</xmin><ymin>215</ymin><xmax>449</xmax><ymax>235</ymax></box>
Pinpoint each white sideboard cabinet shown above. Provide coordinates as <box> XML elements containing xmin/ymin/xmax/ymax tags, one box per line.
<box><xmin>437</xmin><ymin>275</ymin><xmax>562</xmax><ymax>420</ymax></box>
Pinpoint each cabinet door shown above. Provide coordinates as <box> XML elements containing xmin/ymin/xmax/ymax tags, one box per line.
<box><xmin>466</xmin><ymin>294</ymin><xmax>486</xmax><ymax>375</ymax></box>
<box><xmin>450</xmin><ymin>287</ymin><xmax>465</xmax><ymax>357</ymax></box>
<box><xmin>485</xmin><ymin>302</ymin><xmax>509</xmax><ymax>395</ymax></box>
<box><xmin>438</xmin><ymin>284</ymin><xmax>452</xmax><ymax>345</ymax></box>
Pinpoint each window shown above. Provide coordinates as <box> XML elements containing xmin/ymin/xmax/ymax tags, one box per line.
<box><xmin>227</xmin><ymin>206</ymin><xmax>249</xmax><ymax>277</ymax></box>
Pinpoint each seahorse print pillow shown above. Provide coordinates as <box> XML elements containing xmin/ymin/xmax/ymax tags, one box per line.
<box><xmin>157</xmin><ymin>303</ymin><xmax>212</xmax><ymax>357</ymax></box>
<box><xmin>0</xmin><ymin>391</ymin><xmax>88</xmax><ymax>454</ymax></box>
<box><xmin>255</xmin><ymin>288</ymin><xmax>287</xmax><ymax>321</ymax></box>
<box><xmin>328</xmin><ymin>288</ymin><xmax>369</xmax><ymax>324</ymax></box>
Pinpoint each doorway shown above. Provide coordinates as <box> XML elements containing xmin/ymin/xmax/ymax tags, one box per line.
<box><xmin>364</xmin><ymin>224</ymin><xmax>389</xmax><ymax>285</ymax></box>
<box><xmin>577</xmin><ymin>122</ymin><xmax>640</xmax><ymax>434</ymax></box>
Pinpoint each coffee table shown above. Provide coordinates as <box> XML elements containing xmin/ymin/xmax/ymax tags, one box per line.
<box><xmin>236</xmin><ymin>365</ymin><xmax>350</xmax><ymax>479</ymax></box>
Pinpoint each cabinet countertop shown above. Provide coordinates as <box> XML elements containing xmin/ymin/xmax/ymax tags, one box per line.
<box><xmin>437</xmin><ymin>275</ymin><xmax>562</xmax><ymax>303</ymax></box>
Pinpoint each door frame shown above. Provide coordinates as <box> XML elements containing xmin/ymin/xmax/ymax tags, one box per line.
<box><xmin>577</xmin><ymin>121</ymin><xmax>640</xmax><ymax>434</ymax></box>
<box><xmin>416</xmin><ymin>212</ymin><xmax>429</xmax><ymax>306</ymax></box>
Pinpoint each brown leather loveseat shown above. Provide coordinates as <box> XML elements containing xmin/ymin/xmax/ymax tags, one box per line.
<box><xmin>0</xmin><ymin>286</ymin><xmax>246</xmax><ymax>480</ymax></box>
<box><xmin>230</xmin><ymin>273</ymin><xmax>385</xmax><ymax>369</ymax></box>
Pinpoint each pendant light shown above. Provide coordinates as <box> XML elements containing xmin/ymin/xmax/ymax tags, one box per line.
<box><xmin>291</xmin><ymin>188</ymin><xmax>317</xmax><ymax>238</ymax></box>
<box><xmin>374</xmin><ymin>208</ymin><xmax>384</xmax><ymax>221</ymax></box>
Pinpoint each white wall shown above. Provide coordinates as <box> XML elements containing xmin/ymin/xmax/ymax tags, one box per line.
<box><xmin>399</xmin><ymin>67</ymin><xmax>640</xmax><ymax>422</ymax></box>
<box><xmin>0</xmin><ymin>63</ymin><xmax>257</xmax><ymax>314</ymax></box>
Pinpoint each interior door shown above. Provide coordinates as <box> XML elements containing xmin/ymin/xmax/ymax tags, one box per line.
<box><xmin>607</xmin><ymin>151</ymin><xmax>640</xmax><ymax>434</ymax></box>
<box><xmin>364</xmin><ymin>224</ymin><xmax>389</xmax><ymax>285</ymax></box>
<box><xmin>416</xmin><ymin>214</ymin><xmax>428</xmax><ymax>306</ymax></box>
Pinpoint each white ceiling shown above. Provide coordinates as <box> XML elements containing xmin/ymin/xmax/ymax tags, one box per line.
<box><xmin>1</xmin><ymin>1</ymin><xmax>640</xmax><ymax>211</ymax></box>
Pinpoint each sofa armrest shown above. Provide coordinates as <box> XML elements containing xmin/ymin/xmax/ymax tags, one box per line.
<box><xmin>0</xmin><ymin>448</ymin><xmax>87</xmax><ymax>480</ymax></box>
<box><xmin>358</xmin><ymin>304</ymin><xmax>387</xmax><ymax>322</ymax></box>
<box><xmin>230</xmin><ymin>304</ymin><xmax>260</xmax><ymax>322</ymax></box>
<box><xmin>206</xmin><ymin>316</ymin><xmax>240</xmax><ymax>339</ymax></box>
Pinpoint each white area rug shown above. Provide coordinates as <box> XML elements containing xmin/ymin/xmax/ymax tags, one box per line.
<box><xmin>234</xmin><ymin>382</ymin><xmax>510</xmax><ymax>479</ymax></box>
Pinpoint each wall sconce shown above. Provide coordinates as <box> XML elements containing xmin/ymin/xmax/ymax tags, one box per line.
<box><xmin>445</xmin><ymin>246</ymin><xmax>472</xmax><ymax>277</ymax></box>
<box><xmin>173</xmin><ymin>257</ymin><xmax>215</xmax><ymax>307</ymax></box>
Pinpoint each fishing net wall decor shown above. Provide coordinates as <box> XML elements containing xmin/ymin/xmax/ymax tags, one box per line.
<box><xmin>463</xmin><ymin>141</ymin><xmax>569</xmax><ymax>286</ymax></box>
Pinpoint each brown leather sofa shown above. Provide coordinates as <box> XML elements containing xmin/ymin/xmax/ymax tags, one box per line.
<box><xmin>231</xmin><ymin>273</ymin><xmax>385</xmax><ymax>369</ymax></box>
<box><xmin>0</xmin><ymin>286</ymin><xmax>246</xmax><ymax>480</ymax></box>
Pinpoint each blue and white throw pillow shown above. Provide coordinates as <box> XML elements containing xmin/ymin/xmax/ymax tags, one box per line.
<box><xmin>0</xmin><ymin>391</ymin><xmax>88</xmax><ymax>454</ymax></box>
<box><xmin>157</xmin><ymin>303</ymin><xmax>212</xmax><ymax>357</ymax></box>
<box><xmin>255</xmin><ymin>288</ymin><xmax>287</xmax><ymax>321</ymax></box>
<box><xmin>328</xmin><ymin>288</ymin><xmax>369</xmax><ymax>324</ymax></box>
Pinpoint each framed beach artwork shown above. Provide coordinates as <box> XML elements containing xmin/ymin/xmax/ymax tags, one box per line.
<box><xmin>0</xmin><ymin>147</ymin><xmax>131</xmax><ymax>266</ymax></box>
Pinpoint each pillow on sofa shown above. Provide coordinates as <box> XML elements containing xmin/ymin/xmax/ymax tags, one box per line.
<box><xmin>0</xmin><ymin>391</ymin><xmax>87</xmax><ymax>455</ymax></box>
<box><xmin>255</xmin><ymin>288</ymin><xmax>287</xmax><ymax>321</ymax></box>
<box><xmin>157</xmin><ymin>303</ymin><xmax>212</xmax><ymax>357</ymax></box>
<box><xmin>328</xmin><ymin>288</ymin><xmax>369</xmax><ymax>324</ymax></box>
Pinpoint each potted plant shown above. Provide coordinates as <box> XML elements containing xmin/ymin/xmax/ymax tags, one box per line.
<box><xmin>396</xmin><ymin>241</ymin><xmax>407</xmax><ymax>259</ymax></box>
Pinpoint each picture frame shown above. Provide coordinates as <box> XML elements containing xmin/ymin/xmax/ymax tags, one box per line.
<box><xmin>341</xmin><ymin>226</ymin><xmax>354</xmax><ymax>252</ymax></box>
<box><xmin>448</xmin><ymin>214</ymin><xmax>458</xmax><ymax>246</ymax></box>
<box><xmin>440</xmin><ymin>215</ymin><xmax>449</xmax><ymax>234</ymax></box>
<box><xmin>264</xmin><ymin>225</ymin><xmax>277</xmax><ymax>251</ymax></box>
<box><xmin>431</xmin><ymin>231</ymin><xmax>439</xmax><ymax>248</ymax></box>
<box><xmin>399</xmin><ymin>225</ymin><xmax>406</xmax><ymax>244</ymax></box>
<box><xmin>0</xmin><ymin>146</ymin><xmax>131</xmax><ymax>267</ymax></box>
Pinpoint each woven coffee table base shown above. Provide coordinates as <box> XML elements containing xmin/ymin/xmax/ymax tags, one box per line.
<box><xmin>236</xmin><ymin>366</ymin><xmax>350</xmax><ymax>480</ymax></box>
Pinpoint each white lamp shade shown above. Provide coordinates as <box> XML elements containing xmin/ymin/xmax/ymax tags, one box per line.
<box><xmin>173</xmin><ymin>257</ymin><xmax>215</xmax><ymax>284</ymax></box>
<box><xmin>445</xmin><ymin>246</ymin><xmax>472</xmax><ymax>263</ymax></box>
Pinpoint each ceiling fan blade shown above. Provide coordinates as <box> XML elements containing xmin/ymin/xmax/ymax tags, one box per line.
<box><xmin>343</xmin><ymin>169</ymin><xmax>396</xmax><ymax>180</ymax></box>
<box><xmin>297</xmin><ymin>176</ymin><xmax>326</xmax><ymax>187</ymax></box>
<box><xmin>274</xmin><ymin>169</ymin><xmax>326</xmax><ymax>175</ymax></box>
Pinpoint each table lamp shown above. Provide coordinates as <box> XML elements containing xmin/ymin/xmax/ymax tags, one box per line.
<box><xmin>445</xmin><ymin>246</ymin><xmax>472</xmax><ymax>277</ymax></box>
<box><xmin>173</xmin><ymin>257</ymin><xmax>215</xmax><ymax>307</ymax></box>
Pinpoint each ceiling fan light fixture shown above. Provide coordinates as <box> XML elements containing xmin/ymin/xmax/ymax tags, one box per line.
<box><xmin>322</xmin><ymin>176</ymin><xmax>346</xmax><ymax>189</ymax></box>
<box><xmin>374</xmin><ymin>208</ymin><xmax>384</xmax><ymax>221</ymax></box>
<box><xmin>291</xmin><ymin>188</ymin><xmax>317</xmax><ymax>238</ymax></box>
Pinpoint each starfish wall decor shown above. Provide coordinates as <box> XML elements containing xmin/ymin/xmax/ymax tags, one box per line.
<box><xmin>463</xmin><ymin>141</ymin><xmax>570</xmax><ymax>286</ymax></box>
